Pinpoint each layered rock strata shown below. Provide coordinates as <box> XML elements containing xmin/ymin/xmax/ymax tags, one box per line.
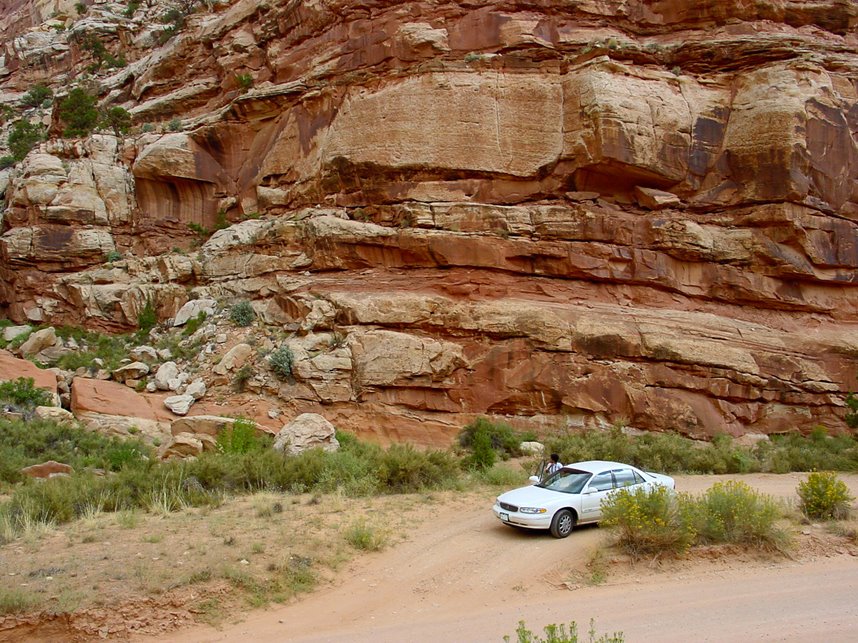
<box><xmin>0</xmin><ymin>0</ymin><xmax>856</xmax><ymax>443</ymax></box>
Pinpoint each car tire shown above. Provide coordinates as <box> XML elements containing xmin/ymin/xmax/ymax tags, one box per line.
<box><xmin>549</xmin><ymin>509</ymin><xmax>575</xmax><ymax>538</ymax></box>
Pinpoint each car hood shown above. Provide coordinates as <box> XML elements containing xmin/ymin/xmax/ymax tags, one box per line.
<box><xmin>498</xmin><ymin>484</ymin><xmax>571</xmax><ymax>507</ymax></box>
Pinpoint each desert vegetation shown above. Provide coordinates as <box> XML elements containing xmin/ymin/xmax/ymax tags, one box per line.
<box><xmin>601</xmin><ymin>481</ymin><xmax>793</xmax><ymax>559</ymax></box>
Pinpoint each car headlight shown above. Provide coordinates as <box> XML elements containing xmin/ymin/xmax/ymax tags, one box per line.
<box><xmin>519</xmin><ymin>507</ymin><xmax>547</xmax><ymax>514</ymax></box>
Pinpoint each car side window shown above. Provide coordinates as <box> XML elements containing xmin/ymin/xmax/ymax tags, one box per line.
<box><xmin>589</xmin><ymin>472</ymin><xmax>614</xmax><ymax>492</ymax></box>
<box><xmin>633</xmin><ymin>471</ymin><xmax>646</xmax><ymax>485</ymax></box>
<box><xmin>614</xmin><ymin>469</ymin><xmax>638</xmax><ymax>488</ymax></box>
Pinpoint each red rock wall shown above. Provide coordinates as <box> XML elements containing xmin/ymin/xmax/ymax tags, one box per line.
<box><xmin>0</xmin><ymin>0</ymin><xmax>857</xmax><ymax>442</ymax></box>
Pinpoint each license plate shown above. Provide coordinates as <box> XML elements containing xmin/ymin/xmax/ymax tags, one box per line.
<box><xmin>500</xmin><ymin>512</ymin><xmax>509</xmax><ymax>521</ymax></box>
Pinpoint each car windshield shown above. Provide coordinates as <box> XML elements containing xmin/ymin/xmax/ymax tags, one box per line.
<box><xmin>537</xmin><ymin>468</ymin><xmax>591</xmax><ymax>494</ymax></box>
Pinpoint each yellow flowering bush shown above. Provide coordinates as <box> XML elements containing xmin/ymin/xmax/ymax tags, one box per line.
<box><xmin>798</xmin><ymin>472</ymin><xmax>853</xmax><ymax>520</ymax></box>
<box><xmin>601</xmin><ymin>486</ymin><xmax>695</xmax><ymax>558</ymax></box>
<box><xmin>692</xmin><ymin>480</ymin><xmax>790</xmax><ymax>552</ymax></box>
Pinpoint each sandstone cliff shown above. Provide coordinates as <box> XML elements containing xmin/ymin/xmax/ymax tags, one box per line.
<box><xmin>0</xmin><ymin>0</ymin><xmax>856</xmax><ymax>444</ymax></box>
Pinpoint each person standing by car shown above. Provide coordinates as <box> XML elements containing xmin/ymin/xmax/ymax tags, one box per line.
<box><xmin>546</xmin><ymin>453</ymin><xmax>563</xmax><ymax>475</ymax></box>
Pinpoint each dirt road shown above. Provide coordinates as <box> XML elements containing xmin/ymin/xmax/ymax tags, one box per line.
<box><xmin>150</xmin><ymin>473</ymin><xmax>858</xmax><ymax>642</ymax></box>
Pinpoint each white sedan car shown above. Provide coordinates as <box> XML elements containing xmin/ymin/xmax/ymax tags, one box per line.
<box><xmin>493</xmin><ymin>460</ymin><xmax>675</xmax><ymax>538</ymax></box>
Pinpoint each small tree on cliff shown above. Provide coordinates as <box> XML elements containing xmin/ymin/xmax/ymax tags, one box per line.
<box><xmin>58</xmin><ymin>87</ymin><xmax>99</xmax><ymax>137</ymax></box>
<box><xmin>7</xmin><ymin>119</ymin><xmax>45</xmax><ymax>161</ymax></box>
<box><xmin>100</xmin><ymin>106</ymin><xmax>132</xmax><ymax>136</ymax></box>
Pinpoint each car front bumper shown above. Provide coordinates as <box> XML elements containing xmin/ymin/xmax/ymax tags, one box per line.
<box><xmin>492</xmin><ymin>505</ymin><xmax>553</xmax><ymax>530</ymax></box>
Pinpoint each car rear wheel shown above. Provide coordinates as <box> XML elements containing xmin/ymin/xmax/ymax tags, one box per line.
<box><xmin>549</xmin><ymin>509</ymin><xmax>575</xmax><ymax>538</ymax></box>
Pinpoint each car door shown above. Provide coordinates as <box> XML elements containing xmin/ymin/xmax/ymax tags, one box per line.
<box><xmin>613</xmin><ymin>468</ymin><xmax>645</xmax><ymax>491</ymax></box>
<box><xmin>579</xmin><ymin>471</ymin><xmax>615</xmax><ymax>522</ymax></box>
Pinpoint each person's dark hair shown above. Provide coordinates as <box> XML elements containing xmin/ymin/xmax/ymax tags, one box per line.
<box><xmin>550</xmin><ymin>453</ymin><xmax>560</xmax><ymax>463</ymax></box>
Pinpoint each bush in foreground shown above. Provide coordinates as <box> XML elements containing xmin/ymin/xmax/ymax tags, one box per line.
<box><xmin>602</xmin><ymin>482</ymin><xmax>792</xmax><ymax>558</ymax></box>
<box><xmin>692</xmin><ymin>480</ymin><xmax>790</xmax><ymax>552</ymax></box>
<box><xmin>504</xmin><ymin>619</ymin><xmax>624</xmax><ymax>643</ymax></box>
<box><xmin>797</xmin><ymin>472</ymin><xmax>853</xmax><ymax>521</ymax></box>
<box><xmin>600</xmin><ymin>485</ymin><xmax>694</xmax><ymax>558</ymax></box>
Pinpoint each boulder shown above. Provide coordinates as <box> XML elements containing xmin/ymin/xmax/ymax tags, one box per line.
<box><xmin>173</xmin><ymin>298</ymin><xmax>216</xmax><ymax>326</ymax></box>
<box><xmin>2</xmin><ymin>325</ymin><xmax>30</xmax><ymax>342</ymax></box>
<box><xmin>519</xmin><ymin>441</ymin><xmax>545</xmax><ymax>456</ymax></box>
<box><xmin>635</xmin><ymin>187</ymin><xmax>681</xmax><ymax>210</ymax></box>
<box><xmin>34</xmin><ymin>406</ymin><xmax>76</xmax><ymax>424</ymax></box>
<box><xmin>213</xmin><ymin>343</ymin><xmax>252</xmax><ymax>375</ymax></box>
<box><xmin>18</xmin><ymin>327</ymin><xmax>57</xmax><ymax>357</ymax></box>
<box><xmin>112</xmin><ymin>361</ymin><xmax>151</xmax><ymax>382</ymax></box>
<box><xmin>274</xmin><ymin>413</ymin><xmax>340</xmax><ymax>456</ymax></box>
<box><xmin>70</xmin><ymin>378</ymin><xmax>171</xmax><ymax>441</ymax></box>
<box><xmin>158</xmin><ymin>432</ymin><xmax>205</xmax><ymax>459</ymax></box>
<box><xmin>170</xmin><ymin>414</ymin><xmax>238</xmax><ymax>437</ymax></box>
<box><xmin>21</xmin><ymin>460</ymin><xmax>74</xmax><ymax>479</ymax></box>
<box><xmin>130</xmin><ymin>345</ymin><xmax>159</xmax><ymax>362</ymax></box>
<box><xmin>185</xmin><ymin>379</ymin><xmax>206</xmax><ymax>400</ymax></box>
<box><xmin>154</xmin><ymin>361</ymin><xmax>179</xmax><ymax>390</ymax></box>
<box><xmin>164</xmin><ymin>394</ymin><xmax>195</xmax><ymax>416</ymax></box>
<box><xmin>0</xmin><ymin>350</ymin><xmax>58</xmax><ymax>396</ymax></box>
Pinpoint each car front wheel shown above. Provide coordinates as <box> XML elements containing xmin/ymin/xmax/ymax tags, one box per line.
<box><xmin>549</xmin><ymin>509</ymin><xmax>575</xmax><ymax>538</ymax></box>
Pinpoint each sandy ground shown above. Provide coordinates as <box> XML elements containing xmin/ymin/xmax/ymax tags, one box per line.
<box><xmin>141</xmin><ymin>473</ymin><xmax>858</xmax><ymax>643</ymax></box>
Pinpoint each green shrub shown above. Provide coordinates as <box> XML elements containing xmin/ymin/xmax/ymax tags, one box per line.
<box><xmin>181</xmin><ymin>311</ymin><xmax>207</xmax><ymax>337</ymax></box>
<box><xmin>54</xmin><ymin>327</ymin><xmax>131</xmax><ymax>371</ymax></box>
<box><xmin>0</xmin><ymin>417</ymin><xmax>151</xmax><ymax>484</ymax></box>
<box><xmin>230</xmin><ymin>301</ymin><xmax>255</xmax><ymax>327</ymax></box>
<box><xmin>545</xmin><ymin>428</ymin><xmax>858</xmax><ymax>475</ymax></box>
<box><xmin>235</xmin><ymin>73</ymin><xmax>253</xmax><ymax>90</ymax></box>
<box><xmin>20</xmin><ymin>83</ymin><xmax>53</xmax><ymax>109</ymax></box>
<box><xmin>692</xmin><ymin>480</ymin><xmax>789</xmax><ymax>551</ymax></box>
<box><xmin>471</xmin><ymin>463</ymin><xmax>525</xmax><ymax>487</ymax></box>
<box><xmin>105</xmin><ymin>250</ymin><xmax>123</xmax><ymax>262</ymax></box>
<box><xmin>845</xmin><ymin>391</ymin><xmax>857</xmax><ymax>429</ymax></box>
<box><xmin>74</xmin><ymin>32</ymin><xmax>126</xmax><ymax>70</ymax></box>
<box><xmin>458</xmin><ymin>417</ymin><xmax>532</xmax><ymax>460</ymax></box>
<box><xmin>75</xmin><ymin>2</ymin><xmax>87</xmax><ymax>15</ymax></box>
<box><xmin>137</xmin><ymin>298</ymin><xmax>157</xmax><ymax>333</ymax></box>
<box><xmin>217</xmin><ymin>419</ymin><xmax>267</xmax><ymax>455</ymax></box>
<box><xmin>101</xmin><ymin>106</ymin><xmax>132</xmax><ymax>136</ymax></box>
<box><xmin>344</xmin><ymin>519</ymin><xmax>387</xmax><ymax>551</ymax></box>
<box><xmin>0</xmin><ymin>588</ymin><xmax>37</xmax><ymax>615</ymax></box>
<box><xmin>0</xmin><ymin>156</ymin><xmax>15</xmax><ymax>169</ymax></box>
<box><xmin>0</xmin><ymin>377</ymin><xmax>53</xmax><ymax>409</ymax></box>
<box><xmin>5</xmin><ymin>463</ymin><xmax>219</xmax><ymax>530</ymax></box>
<box><xmin>58</xmin><ymin>88</ymin><xmax>99</xmax><ymax>137</ymax></box>
<box><xmin>466</xmin><ymin>423</ymin><xmax>496</xmax><ymax>471</ymax></box>
<box><xmin>269</xmin><ymin>345</ymin><xmax>294</xmax><ymax>379</ymax></box>
<box><xmin>7</xmin><ymin>119</ymin><xmax>44</xmax><ymax>161</ymax></box>
<box><xmin>601</xmin><ymin>485</ymin><xmax>695</xmax><ymax>558</ymax></box>
<box><xmin>504</xmin><ymin>619</ymin><xmax>624</xmax><ymax>643</ymax></box>
<box><xmin>124</xmin><ymin>0</ymin><xmax>141</xmax><ymax>18</ymax></box>
<box><xmin>376</xmin><ymin>444</ymin><xmax>461</xmax><ymax>493</ymax></box>
<box><xmin>168</xmin><ymin>117</ymin><xmax>182</xmax><ymax>132</ymax></box>
<box><xmin>798</xmin><ymin>472</ymin><xmax>853</xmax><ymax>520</ymax></box>
<box><xmin>233</xmin><ymin>364</ymin><xmax>252</xmax><ymax>392</ymax></box>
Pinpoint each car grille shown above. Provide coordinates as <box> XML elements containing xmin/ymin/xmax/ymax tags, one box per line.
<box><xmin>499</xmin><ymin>501</ymin><xmax>518</xmax><ymax>512</ymax></box>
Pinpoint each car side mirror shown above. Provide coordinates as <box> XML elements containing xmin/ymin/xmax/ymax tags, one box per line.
<box><xmin>528</xmin><ymin>475</ymin><xmax>540</xmax><ymax>484</ymax></box>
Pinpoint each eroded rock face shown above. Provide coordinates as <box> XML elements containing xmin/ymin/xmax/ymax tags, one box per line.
<box><xmin>1</xmin><ymin>0</ymin><xmax>857</xmax><ymax>445</ymax></box>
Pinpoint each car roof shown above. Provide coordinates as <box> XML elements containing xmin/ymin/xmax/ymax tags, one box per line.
<box><xmin>560</xmin><ymin>460</ymin><xmax>636</xmax><ymax>475</ymax></box>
